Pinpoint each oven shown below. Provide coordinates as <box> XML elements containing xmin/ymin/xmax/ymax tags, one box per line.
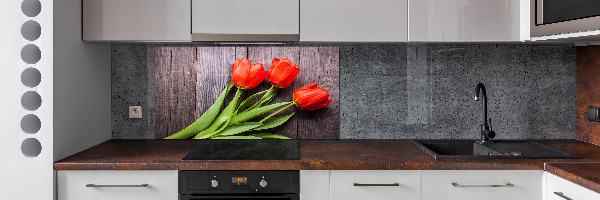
<box><xmin>531</xmin><ymin>0</ymin><xmax>600</xmax><ymax>37</ymax></box>
<box><xmin>179</xmin><ymin>171</ymin><xmax>299</xmax><ymax>200</ymax></box>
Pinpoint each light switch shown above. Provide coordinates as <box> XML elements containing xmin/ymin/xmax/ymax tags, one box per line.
<box><xmin>129</xmin><ymin>106</ymin><xmax>142</xmax><ymax>119</ymax></box>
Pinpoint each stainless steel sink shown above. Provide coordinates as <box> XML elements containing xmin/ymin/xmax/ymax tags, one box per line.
<box><xmin>412</xmin><ymin>140</ymin><xmax>579</xmax><ymax>159</ymax></box>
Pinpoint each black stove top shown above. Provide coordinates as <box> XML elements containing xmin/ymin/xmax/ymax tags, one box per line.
<box><xmin>182</xmin><ymin>140</ymin><xmax>300</xmax><ymax>160</ymax></box>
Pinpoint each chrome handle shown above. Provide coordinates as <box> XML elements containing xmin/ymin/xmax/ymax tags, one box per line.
<box><xmin>452</xmin><ymin>183</ymin><xmax>514</xmax><ymax>187</ymax></box>
<box><xmin>86</xmin><ymin>184</ymin><xmax>148</xmax><ymax>188</ymax></box>
<box><xmin>353</xmin><ymin>183</ymin><xmax>400</xmax><ymax>186</ymax></box>
<box><xmin>554</xmin><ymin>192</ymin><xmax>573</xmax><ymax>200</ymax></box>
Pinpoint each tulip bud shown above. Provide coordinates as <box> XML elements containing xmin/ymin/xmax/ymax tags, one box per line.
<box><xmin>232</xmin><ymin>58</ymin><xmax>269</xmax><ymax>89</ymax></box>
<box><xmin>268</xmin><ymin>58</ymin><xmax>300</xmax><ymax>88</ymax></box>
<box><xmin>292</xmin><ymin>83</ymin><xmax>332</xmax><ymax>110</ymax></box>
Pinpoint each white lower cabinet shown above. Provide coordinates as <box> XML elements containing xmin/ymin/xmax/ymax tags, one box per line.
<box><xmin>330</xmin><ymin>170</ymin><xmax>421</xmax><ymax>200</ymax></box>
<box><xmin>545</xmin><ymin>172</ymin><xmax>600</xmax><ymax>200</ymax></box>
<box><xmin>422</xmin><ymin>170</ymin><xmax>543</xmax><ymax>200</ymax></box>
<box><xmin>57</xmin><ymin>170</ymin><xmax>178</xmax><ymax>200</ymax></box>
<box><xmin>300</xmin><ymin>170</ymin><xmax>330</xmax><ymax>200</ymax></box>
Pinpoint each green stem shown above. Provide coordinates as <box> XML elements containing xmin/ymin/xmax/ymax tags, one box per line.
<box><xmin>259</xmin><ymin>102</ymin><xmax>294</xmax><ymax>123</ymax></box>
<box><xmin>247</xmin><ymin>85</ymin><xmax>278</xmax><ymax>111</ymax></box>
<box><xmin>212</xmin><ymin>88</ymin><xmax>244</xmax><ymax>135</ymax></box>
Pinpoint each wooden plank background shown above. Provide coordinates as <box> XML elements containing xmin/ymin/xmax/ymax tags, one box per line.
<box><xmin>154</xmin><ymin>46</ymin><xmax>339</xmax><ymax>139</ymax></box>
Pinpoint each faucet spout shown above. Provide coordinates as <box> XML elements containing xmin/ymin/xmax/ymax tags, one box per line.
<box><xmin>474</xmin><ymin>83</ymin><xmax>495</xmax><ymax>142</ymax></box>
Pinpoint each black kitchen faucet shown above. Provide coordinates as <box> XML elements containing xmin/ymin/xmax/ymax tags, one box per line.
<box><xmin>474</xmin><ymin>83</ymin><xmax>495</xmax><ymax>143</ymax></box>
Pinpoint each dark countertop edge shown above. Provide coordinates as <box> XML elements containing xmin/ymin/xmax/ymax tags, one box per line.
<box><xmin>545</xmin><ymin>162</ymin><xmax>600</xmax><ymax>194</ymax></box>
<box><xmin>53</xmin><ymin>162</ymin><xmax>544</xmax><ymax>171</ymax></box>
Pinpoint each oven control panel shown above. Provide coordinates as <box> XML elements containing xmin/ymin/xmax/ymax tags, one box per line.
<box><xmin>179</xmin><ymin>171</ymin><xmax>299</xmax><ymax>194</ymax></box>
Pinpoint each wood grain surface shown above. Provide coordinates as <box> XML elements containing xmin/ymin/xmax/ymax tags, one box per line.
<box><xmin>576</xmin><ymin>46</ymin><xmax>600</xmax><ymax>145</ymax></box>
<box><xmin>54</xmin><ymin>139</ymin><xmax>600</xmax><ymax>170</ymax></box>
<box><xmin>545</xmin><ymin>162</ymin><xmax>600</xmax><ymax>194</ymax></box>
<box><xmin>154</xmin><ymin>47</ymin><xmax>339</xmax><ymax>139</ymax></box>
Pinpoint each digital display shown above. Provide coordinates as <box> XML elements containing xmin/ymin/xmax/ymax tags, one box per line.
<box><xmin>232</xmin><ymin>177</ymin><xmax>247</xmax><ymax>184</ymax></box>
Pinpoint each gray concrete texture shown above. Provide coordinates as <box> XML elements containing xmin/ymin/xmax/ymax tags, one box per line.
<box><xmin>111</xmin><ymin>44</ymin><xmax>156</xmax><ymax>139</ymax></box>
<box><xmin>340</xmin><ymin>44</ymin><xmax>576</xmax><ymax>139</ymax></box>
<box><xmin>111</xmin><ymin>44</ymin><xmax>576</xmax><ymax>139</ymax></box>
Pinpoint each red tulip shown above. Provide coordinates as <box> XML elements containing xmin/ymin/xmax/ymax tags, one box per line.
<box><xmin>232</xmin><ymin>58</ymin><xmax>269</xmax><ymax>89</ymax></box>
<box><xmin>268</xmin><ymin>58</ymin><xmax>300</xmax><ymax>88</ymax></box>
<box><xmin>292</xmin><ymin>83</ymin><xmax>332</xmax><ymax>110</ymax></box>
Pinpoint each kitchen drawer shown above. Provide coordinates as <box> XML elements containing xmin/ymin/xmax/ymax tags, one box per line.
<box><xmin>330</xmin><ymin>170</ymin><xmax>421</xmax><ymax>200</ymax></box>
<box><xmin>300</xmin><ymin>170</ymin><xmax>330</xmax><ymax>200</ymax></box>
<box><xmin>57</xmin><ymin>170</ymin><xmax>178</xmax><ymax>200</ymax></box>
<box><xmin>545</xmin><ymin>172</ymin><xmax>600</xmax><ymax>200</ymax></box>
<box><xmin>422</xmin><ymin>170</ymin><xmax>542</xmax><ymax>200</ymax></box>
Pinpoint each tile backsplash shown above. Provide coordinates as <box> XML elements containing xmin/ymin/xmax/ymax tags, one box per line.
<box><xmin>112</xmin><ymin>43</ymin><xmax>576</xmax><ymax>139</ymax></box>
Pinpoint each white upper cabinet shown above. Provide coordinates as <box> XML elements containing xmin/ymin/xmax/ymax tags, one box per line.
<box><xmin>83</xmin><ymin>0</ymin><xmax>191</xmax><ymax>41</ymax></box>
<box><xmin>191</xmin><ymin>0</ymin><xmax>300</xmax><ymax>41</ymax></box>
<box><xmin>300</xmin><ymin>0</ymin><xmax>408</xmax><ymax>42</ymax></box>
<box><xmin>409</xmin><ymin>0</ymin><xmax>530</xmax><ymax>42</ymax></box>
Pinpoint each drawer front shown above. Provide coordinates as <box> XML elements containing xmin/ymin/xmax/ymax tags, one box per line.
<box><xmin>330</xmin><ymin>170</ymin><xmax>421</xmax><ymax>200</ymax></box>
<box><xmin>300</xmin><ymin>170</ymin><xmax>330</xmax><ymax>200</ymax></box>
<box><xmin>57</xmin><ymin>170</ymin><xmax>178</xmax><ymax>200</ymax></box>
<box><xmin>422</xmin><ymin>170</ymin><xmax>542</xmax><ymax>200</ymax></box>
<box><xmin>546</xmin><ymin>172</ymin><xmax>600</xmax><ymax>200</ymax></box>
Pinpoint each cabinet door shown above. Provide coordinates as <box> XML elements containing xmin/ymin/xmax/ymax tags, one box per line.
<box><xmin>300</xmin><ymin>170</ymin><xmax>330</xmax><ymax>200</ymax></box>
<box><xmin>422</xmin><ymin>170</ymin><xmax>542</xmax><ymax>200</ymax></box>
<box><xmin>83</xmin><ymin>0</ymin><xmax>191</xmax><ymax>41</ymax></box>
<box><xmin>57</xmin><ymin>170</ymin><xmax>178</xmax><ymax>200</ymax></box>
<box><xmin>300</xmin><ymin>0</ymin><xmax>408</xmax><ymax>42</ymax></box>
<box><xmin>191</xmin><ymin>0</ymin><xmax>299</xmax><ymax>41</ymax></box>
<box><xmin>330</xmin><ymin>170</ymin><xmax>420</xmax><ymax>200</ymax></box>
<box><xmin>546</xmin><ymin>172</ymin><xmax>600</xmax><ymax>200</ymax></box>
<box><xmin>409</xmin><ymin>0</ymin><xmax>529</xmax><ymax>41</ymax></box>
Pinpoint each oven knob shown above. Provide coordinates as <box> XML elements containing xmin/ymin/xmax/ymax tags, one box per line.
<box><xmin>259</xmin><ymin>179</ymin><xmax>267</xmax><ymax>187</ymax></box>
<box><xmin>211</xmin><ymin>180</ymin><xmax>219</xmax><ymax>188</ymax></box>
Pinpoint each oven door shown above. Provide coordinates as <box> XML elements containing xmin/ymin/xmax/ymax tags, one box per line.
<box><xmin>180</xmin><ymin>194</ymin><xmax>299</xmax><ymax>200</ymax></box>
<box><xmin>531</xmin><ymin>0</ymin><xmax>600</xmax><ymax>37</ymax></box>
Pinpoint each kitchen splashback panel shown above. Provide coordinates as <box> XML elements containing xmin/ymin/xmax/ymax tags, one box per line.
<box><xmin>111</xmin><ymin>44</ymin><xmax>575</xmax><ymax>140</ymax></box>
<box><xmin>154</xmin><ymin>46</ymin><xmax>340</xmax><ymax>139</ymax></box>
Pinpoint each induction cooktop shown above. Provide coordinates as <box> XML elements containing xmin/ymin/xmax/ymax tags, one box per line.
<box><xmin>182</xmin><ymin>140</ymin><xmax>300</xmax><ymax>160</ymax></box>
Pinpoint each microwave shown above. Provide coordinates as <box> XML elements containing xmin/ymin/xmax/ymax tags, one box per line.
<box><xmin>531</xmin><ymin>0</ymin><xmax>600</xmax><ymax>38</ymax></box>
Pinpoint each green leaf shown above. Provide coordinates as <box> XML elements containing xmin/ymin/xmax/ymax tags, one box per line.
<box><xmin>230</xmin><ymin>102</ymin><xmax>290</xmax><ymax>124</ymax></box>
<box><xmin>252</xmin><ymin>133</ymin><xmax>291</xmax><ymax>139</ymax></box>
<box><xmin>193</xmin><ymin>88</ymin><xmax>244</xmax><ymax>139</ymax></box>
<box><xmin>211</xmin><ymin>135</ymin><xmax>262</xmax><ymax>139</ymax></box>
<box><xmin>236</xmin><ymin>90</ymin><xmax>267</xmax><ymax>113</ymax></box>
<box><xmin>253</xmin><ymin>113</ymin><xmax>295</xmax><ymax>131</ymax></box>
<box><xmin>165</xmin><ymin>82</ymin><xmax>233</xmax><ymax>139</ymax></box>
<box><xmin>245</xmin><ymin>86</ymin><xmax>278</xmax><ymax>112</ymax></box>
<box><xmin>213</xmin><ymin>122</ymin><xmax>262</xmax><ymax>137</ymax></box>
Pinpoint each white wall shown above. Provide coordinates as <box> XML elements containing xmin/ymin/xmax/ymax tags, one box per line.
<box><xmin>53</xmin><ymin>0</ymin><xmax>111</xmax><ymax>162</ymax></box>
<box><xmin>0</xmin><ymin>0</ymin><xmax>110</xmax><ymax>199</ymax></box>
<box><xmin>0</xmin><ymin>0</ymin><xmax>54</xmax><ymax>199</ymax></box>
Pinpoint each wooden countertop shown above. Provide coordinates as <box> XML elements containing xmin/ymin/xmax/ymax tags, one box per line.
<box><xmin>54</xmin><ymin>139</ymin><xmax>600</xmax><ymax>171</ymax></box>
<box><xmin>545</xmin><ymin>162</ymin><xmax>600</xmax><ymax>194</ymax></box>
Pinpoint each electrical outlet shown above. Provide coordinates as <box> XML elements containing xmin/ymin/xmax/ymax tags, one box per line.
<box><xmin>129</xmin><ymin>106</ymin><xmax>142</xmax><ymax>119</ymax></box>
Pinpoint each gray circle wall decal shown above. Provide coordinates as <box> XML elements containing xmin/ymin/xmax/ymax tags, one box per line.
<box><xmin>21</xmin><ymin>20</ymin><xmax>41</xmax><ymax>41</ymax></box>
<box><xmin>21</xmin><ymin>138</ymin><xmax>42</xmax><ymax>157</ymax></box>
<box><xmin>21</xmin><ymin>68</ymin><xmax>41</xmax><ymax>88</ymax></box>
<box><xmin>21</xmin><ymin>44</ymin><xmax>41</xmax><ymax>64</ymax></box>
<box><xmin>21</xmin><ymin>91</ymin><xmax>42</xmax><ymax>111</ymax></box>
<box><xmin>21</xmin><ymin>0</ymin><xmax>41</xmax><ymax>17</ymax></box>
<box><xmin>20</xmin><ymin>114</ymin><xmax>41</xmax><ymax>134</ymax></box>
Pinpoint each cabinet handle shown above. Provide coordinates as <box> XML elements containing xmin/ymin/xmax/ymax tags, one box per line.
<box><xmin>451</xmin><ymin>183</ymin><xmax>514</xmax><ymax>188</ymax></box>
<box><xmin>353</xmin><ymin>183</ymin><xmax>400</xmax><ymax>186</ymax></box>
<box><xmin>86</xmin><ymin>184</ymin><xmax>149</xmax><ymax>188</ymax></box>
<box><xmin>554</xmin><ymin>192</ymin><xmax>573</xmax><ymax>200</ymax></box>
